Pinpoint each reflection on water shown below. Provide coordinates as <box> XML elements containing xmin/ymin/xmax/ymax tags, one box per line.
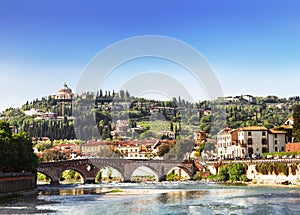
<box><xmin>157</xmin><ymin>190</ymin><xmax>208</xmax><ymax>204</ymax></box>
<box><xmin>39</xmin><ymin>186</ymin><xmax>104</xmax><ymax>196</ymax></box>
<box><xmin>1</xmin><ymin>183</ymin><xmax>300</xmax><ymax>214</ymax></box>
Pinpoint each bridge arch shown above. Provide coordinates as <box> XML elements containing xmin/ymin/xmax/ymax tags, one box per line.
<box><xmin>96</xmin><ymin>166</ymin><xmax>124</xmax><ymax>182</ymax></box>
<box><xmin>130</xmin><ymin>165</ymin><xmax>160</xmax><ymax>182</ymax></box>
<box><xmin>59</xmin><ymin>168</ymin><xmax>85</xmax><ymax>184</ymax></box>
<box><xmin>37</xmin><ymin>171</ymin><xmax>54</xmax><ymax>183</ymax></box>
<box><xmin>166</xmin><ymin>166</ymin><xmax>192</xmax><ymax>180</ymax></box>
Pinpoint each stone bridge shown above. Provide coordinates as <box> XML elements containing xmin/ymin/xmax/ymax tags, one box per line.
<box><xmin>37</xmin><ymin>159</ymin><xmax>196</xmax><ymax>184</ymax></box>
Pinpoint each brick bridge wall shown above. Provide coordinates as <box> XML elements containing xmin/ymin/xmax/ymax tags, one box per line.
<box><xmin>38</xmin><ymin>159</ymin><xmax>195</xmax><ymax>183</ymax></box>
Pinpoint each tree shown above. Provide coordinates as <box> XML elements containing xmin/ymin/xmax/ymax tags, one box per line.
<box><xmin>228</xmin><ymin>163</ymin><xmax>246</xmax><ymax>181</ymax></box>
<box><xmin>218</xmin><ymin>165</ymin><xmax>229</xmax><ymax>181</ymax></box>
<box><xmin>157</xmin><ymin>143</ymin><xmax>170</xmax><ymax>157</ymax></box>
<box><xmin>0</xmin><ymin>121</ymin><xmax>37</xmax><ymax>173</ymax></box>
<box><xmin>293</xmin><ymin>104</ymin><xmax>300</xmax><ymax>142</ymax></box>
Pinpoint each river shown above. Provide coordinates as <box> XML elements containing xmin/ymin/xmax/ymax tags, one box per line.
<box><xmin>0</xmin><ymin>182</ymin><xmax>299</xmax><ymax>214</ymax></box>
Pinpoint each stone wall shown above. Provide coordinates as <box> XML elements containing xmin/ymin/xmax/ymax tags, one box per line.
<box><xmin>247</xmin><ymin>164</ymin><xmax>300</xmax><ymax>185</ymax></box>
<box><xmin>0</xmin><ymin>172</ymin><xmax>36</xmax><ymax>195</ymax></box>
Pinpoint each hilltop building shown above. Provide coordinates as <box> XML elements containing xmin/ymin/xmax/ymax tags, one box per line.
<box><xmin>51</xmin><ymin>83</ymin><xmax>74</xmax><ymax>100</ymax></box>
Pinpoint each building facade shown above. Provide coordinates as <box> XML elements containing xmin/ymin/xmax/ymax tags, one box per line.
<box><xmin>217</xmin><ymin>126</ymin><xmax>288</xmax><ymax>159</ymax></box>
<box><xmin>268</xmin><ymin>129</ymin><xmax>288</xmax><ymax>153</ymax></box>
<box><xmin>217</xmin><ymin>128</ymin><xmax>245</xmax><ymax>159</ymax></box>
<box><xmin>238</xmin><ymin>126</ymin><xmax>268</xmax><ymax>157</ymax></box>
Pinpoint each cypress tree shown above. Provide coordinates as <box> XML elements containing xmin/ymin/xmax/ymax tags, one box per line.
<box><xmin>292</xmin><ymin>104</ymin><xmax>300</xmax><ymax>142</ymax></box>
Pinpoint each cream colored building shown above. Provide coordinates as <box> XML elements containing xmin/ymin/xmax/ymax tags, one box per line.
<box><xmin>268</xmin><ymin>129</ymin><xmax>288</xmax><ymax>153</ymax></box>
<box><xmin>238</xmin><ymin>126</ymin><xmax>268</xmax><ymax>157</ymax></box>
<box><xmin>116</xmin><ymin>144</ymin><xmax>148</xmax><ymax>159</ymax></box>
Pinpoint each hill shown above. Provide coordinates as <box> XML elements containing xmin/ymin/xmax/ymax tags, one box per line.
<box><xmin>1</xmin><ymin>91</ymin><xmax>299</xmax><ymax>141</ymax></box>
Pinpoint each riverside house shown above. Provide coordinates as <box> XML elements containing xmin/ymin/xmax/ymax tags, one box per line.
<box><xmin>217</xmin><ymin>126</ymin><xmax>288</xmax><ymax>159</ymax></box>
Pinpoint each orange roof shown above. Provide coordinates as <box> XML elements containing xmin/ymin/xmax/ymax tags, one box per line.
<box><xmin>242</xmin><ymin>126</ymin><xmax>268</xmax><ymax>131</ymax></box>
<box><xmin>269</xmin><ymin>129</ymin><xmax>287</xmax><ymax>134</ymax></box>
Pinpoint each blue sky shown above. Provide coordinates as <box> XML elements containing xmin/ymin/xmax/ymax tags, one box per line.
<box><xmin>1</xmin><ymin>0</ymin><xmax>300</xmax><ymax>111</ymax></box>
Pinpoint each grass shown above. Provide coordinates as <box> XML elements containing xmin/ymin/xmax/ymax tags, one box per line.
<box><xmin>107</xmin><ymin>189</ymin><xmax>124</xmax><ymax>193</ymax></box>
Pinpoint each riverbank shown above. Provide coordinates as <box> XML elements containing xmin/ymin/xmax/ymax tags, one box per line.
<box><xmin>201</xmin><ymin>178</ymin><xmax>300</xmax><ymax>188</ymax></box>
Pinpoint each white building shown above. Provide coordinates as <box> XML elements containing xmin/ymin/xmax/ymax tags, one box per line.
<box><xmin>24</xmin><ymin>108</ymin><xmax>42</xmax><ymax>116</ymax></box>
<box><xmin>217</xmin><ymin>128</ymin><xmax>232</xmax><ymax>159</ymax></box>
<box><xmin>217</xmin><ymin>128</ymin><xmax>245</xmax><ymax>159</ymax></box>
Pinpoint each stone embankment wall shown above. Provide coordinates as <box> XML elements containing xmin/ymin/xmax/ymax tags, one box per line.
<box><xmin>247</xmin><ymin>164</ymin><xmax>299</xmax><ymax>185</ymax></box>
<box><xmin>0</xmin><ymin>172</ymin><xmax>36</xmax><ymax>195</ymax></box>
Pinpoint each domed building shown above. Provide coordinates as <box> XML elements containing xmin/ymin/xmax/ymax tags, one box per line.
<box><xmin>52</xmin><ymin>83</ymin><xmax>74</xmax><ymax>100</ymax></box>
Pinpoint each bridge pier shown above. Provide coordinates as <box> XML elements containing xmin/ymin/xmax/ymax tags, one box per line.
<box><xmin>158</xmin><ymin>175</ymin><xmax>166</xmax><ymax>182</ymax></box>
<box><xmin>50</xmin><ymin>180</ymin><xmax>60</xmax><ymax>186</ymax></box>
<box><xmin>85</xmin><ymin>178</ymin><xmax>95</xmax><ymax>184</ymax></box>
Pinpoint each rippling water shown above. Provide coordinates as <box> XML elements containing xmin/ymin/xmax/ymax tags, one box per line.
<box><xmin>1</xmin><ymin>182</ymin><xmax>300</xmax><ymax>214</ymax></box>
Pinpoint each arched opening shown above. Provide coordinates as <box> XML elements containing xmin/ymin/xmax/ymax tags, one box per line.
<box><xmin>59</xmin><ymin>169</ymin><xmax>84</xmax><ymax>184</ymax></box>
<box><xmin>37</xmin><ymin>172</ymin><xmax>52</xmax><ymax>184</ymax></box>
<box><xmin>166</xmin><ymin>167</ymin><xmax>190</xmax><ymax>181</ymax></box>
<box><xmin>131</xmin><ymin>166</ymin><xmax>159</xmax><ymax>182</ymax></box>
<box><xmin>96</xmin><ymin>167</ymin><xmax>123</xmax><ymax>183</ymax></box>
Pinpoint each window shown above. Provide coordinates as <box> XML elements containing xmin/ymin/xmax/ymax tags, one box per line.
<box><xmin>262</xmin><ymin>147</ymin><xmax>268</xmax><ymax>153</ymax></box>
<box><xmin>262</xmin><ymin>139</ymin><xmax>267</xmax><ymax>145</ymax></box>
<box><xmin>248</xmin><ymin>147</ymin><xmax>253</xmax><ymax>156</ymax></box>
<box><xmin>262</xmin><ymin>131</ymin><xmax>266</xmax><ymax>136</ymax></box>
<box><xmin>281</xmin><ymin>147</ymin><xmax>285</xmax><ymax>152</ymax></box>
<box><xmin>275</xmin><ymin>147</ymin><xmax>278</xmax><ymax>152</ymax></box>
<box><xmin>275</xmin><ymin>134</ymin><xmax>277</xmax><ymax>138</ymax></box>
<box><xmin>248</xmin><ymin>138</ymin><xmax>253</xmax><ymax>145</ymax></box>
<box><xmin>248</xmin><ymin>131</ymin><xmax>252</xmax><ymax>136</ymax></box>
<box><xmin>275</xmin><ymin>140</ymin><xmax>278</xmax><ymax>145</ymax></box>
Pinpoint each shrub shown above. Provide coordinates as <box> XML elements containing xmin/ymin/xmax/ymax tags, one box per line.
<box><xmin>256</xmin><ymin>163</ymin><xmax>272</xmax><ymax>175</ymax></box>
<box><xmin>166</xmin><ymin>172</ymin><xmax>181</xmax><ymax>181</ymax></box>
<box><xmin>290</xmin><ymin>164</ymin><xmax>298</xmax><ymax>175</ymax></box>
<box><xmin>228</xmin><ymin>163</ymin><xmax>246</xmax><ymax>181</ymax></box>
<box><xmin>239</xmin><ymin>174</ymin><xmax>249</xmax><ymax>182</ymax></box>
<box><xmin>275</xmin><ymin>163</ymin><xmax>289</xmax><ymax>176</ymax></box>
<box><xmin>192</xmin><ymin>171</ymin><xmax>202</xmax><ymax>180</ymax></box>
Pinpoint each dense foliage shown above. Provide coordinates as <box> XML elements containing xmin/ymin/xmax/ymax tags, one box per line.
<box><xmin>216</xmin><ymin>163</ymin><xmax>248</xmax><ymax>182</ymax></box>
<box><xmin>0</xmin><ymin>121</ymin><xmax>37</xmax><ymax>173</ymax></box>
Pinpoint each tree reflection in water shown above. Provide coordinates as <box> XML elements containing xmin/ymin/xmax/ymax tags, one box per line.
<box><xmin>156</xmin><ymin>190</ymin><xmax>208</xmax><ymax>204</ymax></box>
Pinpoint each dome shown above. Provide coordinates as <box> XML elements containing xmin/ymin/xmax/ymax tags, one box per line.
<box><xmin>58</xmin><ymin>83</ymin><xmax>72</xmax><ymax>94</ymax></box>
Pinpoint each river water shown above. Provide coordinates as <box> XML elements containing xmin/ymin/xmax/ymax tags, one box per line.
<box><xmin>1</xmin><ymin>182</ymin><xmax>300</xmax><ymax>214</ymax></box>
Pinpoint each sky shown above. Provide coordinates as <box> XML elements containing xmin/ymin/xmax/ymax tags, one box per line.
<box><xmin>1</xmin><ymin>0</ymin><xmax>300</xmax><ymax>111</ymax></box>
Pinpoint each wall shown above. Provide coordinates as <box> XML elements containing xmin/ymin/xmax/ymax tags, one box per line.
<box><xmin>286</xmin><ymin>142</ymin><xmax>300</xmax><ymax>152</ymax></box>
<box><xmin>0</xmin><ymin>172</ymin><xmax>36</xmax><ymax>195</ymax></box>
<box><xmin>247</xmin><ymin>164</ymin><xmax>299</xmax><ymax>185</ymax></box>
